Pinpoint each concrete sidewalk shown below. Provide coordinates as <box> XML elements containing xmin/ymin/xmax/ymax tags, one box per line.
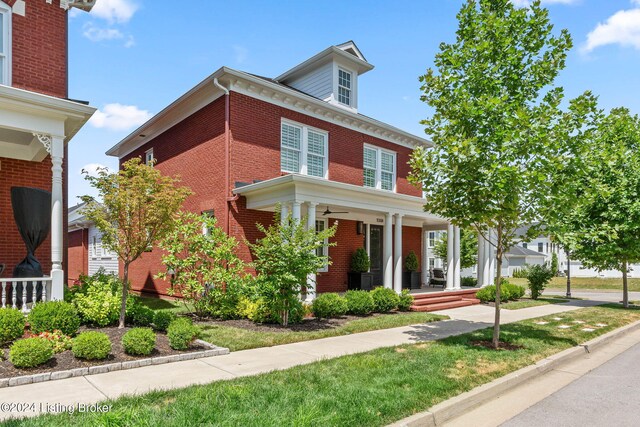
<box><xmin>0</xmin><ymin>299</ymin><xmax>602</xmax><ymax>420</ymax></box>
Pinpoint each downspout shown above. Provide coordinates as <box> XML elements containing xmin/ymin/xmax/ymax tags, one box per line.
<box><xmin>213</xmin><ymin>78</ymin><xmax>238</xmax><ymax>236</ymax></box>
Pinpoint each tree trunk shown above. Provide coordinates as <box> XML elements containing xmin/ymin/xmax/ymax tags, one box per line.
<box><xmin>622</xmin><ymin>260</ymin><xmax>629</xmax><ymax>309</ymax></box>
<box><xmin>566</xmin><ymin>251</ymin><xmax>571</xmax><ymax>298</ymax></box>
<box><xmin>492</xmin><ymin>228</ymin><xmax>503</xmax><ymax>349</ymax></box>
<box><xmin>119</xmin><ymin>262</ymin><xmax>129</xmax><ymax>329</ymax></box>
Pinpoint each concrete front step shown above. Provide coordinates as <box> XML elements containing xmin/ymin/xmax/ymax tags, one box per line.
<box><xmin>413</xmin><ymin>288</ymin><xmax>479</xmax><ymax>300</ymax></box>
<box><xmin>410</xmin><ymin>299</ymin><xmax>475</xmax><ymax>312</ymax></box>
<box><xmin>412</xmin><ymin>295</ymin><xmax>467</xmax><ymax>306</ymax></box>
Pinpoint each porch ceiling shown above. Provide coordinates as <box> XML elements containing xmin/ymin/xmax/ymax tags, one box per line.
<box><xmin>233</xmin><ymin>174</ymin><xmax>449</xmax><ymax>227</ymax></box>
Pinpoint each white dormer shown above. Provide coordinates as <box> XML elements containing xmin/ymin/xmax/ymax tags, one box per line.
<box><xmin>275</xmin><ymin>41</ymin><xmax>374</xmax><ymax>113</ymax></box>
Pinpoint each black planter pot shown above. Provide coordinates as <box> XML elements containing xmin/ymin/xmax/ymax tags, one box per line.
<box><xmin>348</xmin><ymin>272</ymin><xmax>374</xmax><ymax>291</ymax></box>
<box><xmin>403</xmin><ymin>271</ymin><xmax>421</xmax><ymax>290</ymax></box>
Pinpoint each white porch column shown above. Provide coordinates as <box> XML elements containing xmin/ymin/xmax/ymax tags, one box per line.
<box><xmin>291</xmin><ymin>201</ymin><xmax>301</xmax><ymax>223</ymax></box>
<box><xmin>477</xmin><ymin>232</ymin><xmax>485</xmax><ymax>287</ymax></box>
<box><xmin>383</xmin><ymin>212</ymin><xmax>393</xmax><ymax>289</ymax></box>
<box><xmin>483</xmin><ymin>233</ymin><xmax>491</xmax><ymax>287</ymax></box>
<box><xmin>488</xmin><ymin>229</ymin><xmax>496</xmax><ymax>286</ymax></box>
<box><xmin>280</xmin><ymin>203</ymin><xmax>290</xmax><ymax>226</ymax></box>
<box><xmin>446</xmin><ymin>224</ymin><xmax>454</xmax><ymax>290</ymax></box>
<box><xmin>453</xmin><ymin>226</ymin><xmax>461</xmax><ymax>289</ymax></box>
<box><xmin>421</xmin><ymin>225</ymin><xmax>429</xmax><ymax>286</ymax></box>
<box><xmin>393</xmin><ymin>213</ymin><xmax>403</xmax><ymax>294</ymax></box>
<box><xmin>365</xmin><ymin>223</ymin><xmax>371</xmax><ymax>268</ymax></box>
<box><xmin>305</xmin><ymin>202</ymin><xmax>318</xmax><ymax>302</ymax></box>
<box><xmin>50</xmin><ymin>135</ymin><xmax>64</xmax><ymax>301</ymax></box>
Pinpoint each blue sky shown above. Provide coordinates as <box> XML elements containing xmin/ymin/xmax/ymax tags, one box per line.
<box><xmin>67</xmin><ymin>0</ymin><xmax>640</xmax><ymax>202</ymax></box>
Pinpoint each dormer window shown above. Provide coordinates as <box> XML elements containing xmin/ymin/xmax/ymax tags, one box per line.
<box><xmin>338</xmin><ymin>68</ymin><xmax>352</xmax><ymax>106</ymax></box>
<box><xmin>0</xmin><ymin>1</ymin><xmax>10</xmax><ymax>86</ymax></box>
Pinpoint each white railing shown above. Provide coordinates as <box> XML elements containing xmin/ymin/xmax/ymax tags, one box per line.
<box><xmin>0</xmin><ymin>277</ymin><xmax>52</xmax><ymax>313</ymax></box>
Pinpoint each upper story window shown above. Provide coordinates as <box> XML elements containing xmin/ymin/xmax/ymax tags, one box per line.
<box><xmin>428</xmin><ymin>232</ymin><xmax>436</xmax><ymax>248</ymax></box>
<box><xmin>0</xmin><ymin>1</ymin><xmax>11</xmax><ymax>86</ymax></box>
<box><xmin>145</xmin><ymin>148</ymin><xmax>154</xmax><ymax>166</ymax></box>
<box><xmin>538</xmin><ymin>242</ymin><xmax>544</xmax><ymax>253</ymax></box>
<box><xmin>363</xmin><ymin>145</ymin><xmax>396</xmax><ymax>191</ymax></box>
<box><xmin>522</xmin><ymin>242</ymin><xmax>527</xmax><ymax>249</ymax></box>
<box><xmin>281</xmin><ymin>120</ymin><xmax>328</xmax><ymax>178</ymax></box>
<box><xmin>337</xmin><ymin>68</ymin><xmax>352</xmax><ymax>106</ymax></box>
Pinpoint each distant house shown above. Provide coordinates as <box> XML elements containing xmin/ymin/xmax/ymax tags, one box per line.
<box><xmin>67</xmin><ymin>203</ymin><xmax>118</xmax><ymax>284</ymax></box>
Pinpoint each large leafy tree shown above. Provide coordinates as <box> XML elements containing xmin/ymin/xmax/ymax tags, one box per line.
<box><xmin>81</xmin><ymin>158</ymin><xmax>191</xmax><ymax>328</ymax></box>
<box><xmin>561</xmin><ymin>108</ymin><xmax>640</xmax><ymax>308</ymax></box>
<box><xmin>433</xmin><ymin>228</ymin><xmax>478</xmax><ymax>269</ymax></box>
<box><xmin>410</xmin><ymin>0</ymin><xmax>593</xmax><ymax>347</ymax></box>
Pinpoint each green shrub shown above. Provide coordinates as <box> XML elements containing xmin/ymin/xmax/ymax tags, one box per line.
<box><xmin>344</xmin><ymin>290</ymin><xmax>375</xmax><ymax>315</ymax></box>
<box><xmin>34</xmin><ymin>330</ymin><xmax>72</xmax><ymax>353</ymax></box>
<box><xmin>201</xmin><ymin>284</ymin><xmax>245</xmax><ymax>320</ymax></box>
<box><xmin>503</xmin><ymin>282</ymin><xmax>526</xmax><ymax>300</ymax></box>
<box><xmin>237</xmin><ymin>297</ymin><xmax>272</xmax><ymax>323</ymax></box>
<box><xmin>397</xmin><ymin>290</ymin><xmax>414</xmax><ymax>311</ymax></box>
<box><xmin>527</xmin><ymin>264</ymin><xmax>554</xmax><ymax>299</ymax></box>
<box><xmin>0</xmin><ymin>308</ymin><xmax>26</xmax><ymax>344</ymax></box>
<box><xmin>476</xmin><ymin>285</ymin><xmax>512</xmax><ymax>303</ymax></box>
<box><xmin>167</xmin><ymin>318</ymin><xmax>199</xmax><ymax>350</ymax></box>
<box><xmin>28</xmin><ymin>301</ymin><xmax>81</xmax><ymax>336</ymax></box>
<box><xmin>404</xmin><ymin>251</ymin><xmax>420</xmax><ymax>272</ymax></box>
<box><xmin>551</xmin><ymin>253</ymin><xmax>559</xmax><ymax>276</ymax></box>
<box><xmin>350</xmin><ymin>248</ymin><xmax>370</xmax><ymax>273</ymax></box>
<box><xmin>370</xmin><ymin>287</ymin><xmax>400</xmax><ymax>313</ymax></box>
<box><xmin>311</xmin><ymin>293</ymin><xmax>348</xmax><ymax>319</ymax></box>
<box><xmin>122</xmin><ymin>328</ymin><xmax>156</xmax><ymax>356</ymax></box>
<box><xmin>152</xmin><ymin>311</ymin><xmax>176</xmax><ymax>332</ymax></box>
<box><xmin>67</xmin><ymin>269</ymin><xmax>123</xmax><ymax>303</ymax></box>
<box><xmin>461</xmin><ymin>277</ymin><xmax>477</xmax><ymax>287</ymax></box>
<box><xmin>512</xmin><ymin>265</ymin><xmax>531</xmax><ymax>279</ymax></box>
<box><xmin>73</xmin><ymin>282</ymin><xmax>120</xmax><ymax>326</ymax></box>
<box><xmin>9</xmin><ymin>338</ymin><xmax>53</xmax><ymax>368</ymax></box>
<box><xmin>126</xmin><ymin>298</ymin><xmax>155</xmax><ymax>327</ymax></box>
<box><xmin>72</xmin><ymin>331</ymin><xmax>112</xmax><ymax>360</ymax></box>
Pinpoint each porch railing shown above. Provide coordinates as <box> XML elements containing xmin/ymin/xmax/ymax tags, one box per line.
<box><xmin>0</xmin><ymin>277</ymin><xmax>52</xmax><ymax>313</ymax></box>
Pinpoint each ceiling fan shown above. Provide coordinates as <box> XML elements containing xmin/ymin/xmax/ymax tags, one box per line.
<box><xmin>322</xmin><ymin>206</ymin><xmax>349</xmax><ymax>216</ymax></box>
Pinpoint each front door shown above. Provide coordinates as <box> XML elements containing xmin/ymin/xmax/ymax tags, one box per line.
<box><xmin>369</xmin><ymin>225</ymin><xmax>384</xmax><ymax>286</ymax></box>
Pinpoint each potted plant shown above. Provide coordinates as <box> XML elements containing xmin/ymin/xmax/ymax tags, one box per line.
<box><xmin>347</xmin><ymin>248</ymin><xmax>374</xmax><ymax>291</ymax></box>
<box><xmin>403</xmin><ymin>250</ymin><xmax>421</xmax><ymax>289</ymax></box>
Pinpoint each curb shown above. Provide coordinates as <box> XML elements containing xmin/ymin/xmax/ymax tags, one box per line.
<box><xmin>0</xmin><ymin>339</ymin><xmax>229</xmax><ymax>389</ymax></box>
<box><xmin>390</xmin><ymin>319</ymin><xmax>640</xmax><ymax>427</ymax></box>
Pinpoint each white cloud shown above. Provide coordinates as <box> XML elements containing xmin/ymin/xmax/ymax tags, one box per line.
<box><xmin>83</xmin><ymin>23</ymin><xmax>124</xmax><ymax>42</ymax></box>
<box><xmin>81</xmin><ymin>163</ymin><xmax>111</xmax><ymax>177</ymax></box>
<box><xmin>512</xmin><ymin>0</ymin><xmax>579</xmax><ymax>7</ymax></box>
<box><xmin>89</xmin><ymin>104</ymin><xmax>153</xmax><ymax>131</ymax></box>
<box><xmin>583</xmin><ymin>7</ymin><xmax>640</xmax><ymax>52</ymax></box>
<box><xmin>90</xmin><ymin>0</ymin><xmax>139</xmax><ymax>24</ymax></box>
<box><xmin>233</xmin><ymin>45</ymin><xmax>248</xmax><ymax>64</ymax></box>
<box><xmin>124</xmin><ymin>35</ymin><xmax>136</xmax><ymax>48</ymax></box>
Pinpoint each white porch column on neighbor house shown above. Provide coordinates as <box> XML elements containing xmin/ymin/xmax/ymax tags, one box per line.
<box><xmin>488</xmin><ymin>229</ymin><xmax>496</xmax><ymax>286</ymax></box>
<box><xmin>393</xmin><ymin>213</ymin><xmax>403</xmax><ymax>294</ymax></box>
<box><xmin>483</xmin><ymin>232</ymin><xmax>491</xmax><ymax>287</ymax></box>
<box><xmin>280</xmin><ymin>203</ymin><xmax>290</xmax><ymax>226</ymax></box>
<box><xmin>453</xmin><ymin>226</ymin><xmax>461</xmax><ymax>289</ymax></box>
<box><xmin>291</xmin><ymin>201</ymin><xmax>301</xmax><ymax>223</ymax></box>
<box><xmin>49</xmin><ymin>135</ymin><xmax>65</xmax><ymax>301</ymax></box>
<box><xmin>383</xmin><ymin>212</ymin><xmax>393</xmax><ymax>289</ymax></box>
<box><xmin>446</xmin><ymin>224</ymin><xmax>454</xmax><ymax>290</ymax></box>
<box><xmin>305</xmin><ymin>202</ymin><xmax>318</xmax><ymax>302</ymax></box>
<box><xmin>421</xmin><ymin>225</ymin><xmax>429</xmax><ymax>286</ymax></box>
<box><xmin>477</xmin><ymin>232</ymin><xmax>485</xmax><ymax>287</ymax></box>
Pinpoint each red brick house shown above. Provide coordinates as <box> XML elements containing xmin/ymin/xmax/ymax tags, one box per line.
<box><xmin>107</xmin><ymin>42</ymin><xmax>465</xmax><ymax>299</ymax></box>
<box><xmin>0</xmin><ymin>0</ymin><xmax>95</xmax><ymax>309</ymax></box>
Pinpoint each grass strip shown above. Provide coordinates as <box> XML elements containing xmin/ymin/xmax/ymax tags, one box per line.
<box><xmin>7</xmin><ymin>305</ymin><xmax>639</xmax><ymax>427</ymax></box>
<box><xmin>502</xmin><ymin>297</ymin><xmax>569</xmax><ymax>310</ymax></box>
<box><xmin>510</xmin><ymin>277</ymin><xmax>640</xmax><ymax>292</ymax></box>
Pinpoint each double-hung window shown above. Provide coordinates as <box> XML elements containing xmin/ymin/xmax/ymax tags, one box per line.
<box><xmin>281</xmin><ymin>121</ymin><xmax>328</xmax><ymax>178</ymax></box>
<box><xmin>428</xmin><ymin>232</ymin><xmax>436</xmax><ymax>248</ymax></box>
<box><xmin>337</xmin><ymin>68</ymin><xmax>352</xmax><ymax>106</ymax></box>
<box><xmin>0</xmin><ymin>2</ymin><xmax>10</xmax><ymax>86</ymax></box>
<box><xmin>363</xmin><ymin>145</ymin><xmax>396</xmax><ymax>191</ymax></box>
<box><xmin>315</xmin><ymin>219</ymin><xmax>329</xmax><ymax>272</ymax></box>
<box><xmin>145</xmin><ymin>148</ymin><xmax>154</xmax><ymax>166</ymax></box>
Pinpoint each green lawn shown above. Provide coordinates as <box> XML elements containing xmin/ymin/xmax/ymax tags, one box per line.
<box><xmin>136</xmin><ymin>295</ymin><xmax>188</xmax><ymax>313</ymax></box>
<box><xmin>510</xmin><ymin>277</ymin><xmax>640</xmax><ymax>292</ymax></box>
<box><xmin>502</xmin><ymin>297</ymin><xmax>569</xmax><ymax>310</ymax></box>
<box><xmin>198</xmin><ymin>312</ymin><xmax>447</xmax><ymax>351</ymax></box>
<box><xmin>9</xmin><ymin>305</ymin><xmax>640</xmax><ymax>427</ymax></box>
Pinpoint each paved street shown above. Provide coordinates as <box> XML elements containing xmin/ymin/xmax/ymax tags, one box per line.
<box><xmin>546</xmin><ymin>289</ymin><xmax>640</xmax><ymax>303</ymax></box>
<box><xmin>502</xmin><ymin>340</ymin><xmax>640</xmax><ymax>427</ymax></box>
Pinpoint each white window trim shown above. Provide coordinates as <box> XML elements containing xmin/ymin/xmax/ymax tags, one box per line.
<box><xmin>428</xmin><ymin>231</ymin><xmax>436</xmax><ymax>248</ymax></box>
<box><xmin>145</xmin><ymin>148</ymin><xmax>154</xmax><ymax>166</ymax></box>
<box><xmin>363</xmin><ymin>144</ymin><xmax>397</xmax><ymax>192</ymax></box>
<box><xmin>331</xmin><ymin>63</ymin><xmax>357</xmax><ymax>111</ymax></box>
<box><xmin>337</xmin><ymin>67</ymin><xmax>352</xmax><ymax>107</ymax></box>
<box><xmin>0</xmin><ymin>1</ymin><xmax>12</xmax><ymax>86</ymax></box>
<box><xmin>316</xmin><ymin>218</ymin><xmax>329</xmax><ymax>273</ymax></box>
<box><xmin>280</xmin><ymin>118</ymin><xmax>329</xmax><ymax>179</ymax></box>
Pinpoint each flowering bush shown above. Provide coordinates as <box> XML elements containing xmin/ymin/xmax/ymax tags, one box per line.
<box><xmin>27</xmin><ymin>330</ymin><xmax>73</xmax><ymax>354</ymax></box>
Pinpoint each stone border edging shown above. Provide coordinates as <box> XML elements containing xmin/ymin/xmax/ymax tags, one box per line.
<box><xmin>390</xmin><ymin>319</ymin><xmax>640</xmax><ymax>427</ymax></box>
<box><xmin>0</xmin><ymin>339</ymin><xmax>230</xmax><ymax>388</ymax></box>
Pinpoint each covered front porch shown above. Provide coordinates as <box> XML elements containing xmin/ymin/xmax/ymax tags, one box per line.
<box><xmin>233</xmin><ymin>173</ymin><xmax>468</xmax><ymax>300</ymax></box>
<box><xmin>0</xmin><ymin>84</ymin><xmax>95</xmax><ymax>311</ymax></box>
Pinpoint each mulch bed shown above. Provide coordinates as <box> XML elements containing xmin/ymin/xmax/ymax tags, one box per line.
<box><xmin>197</xmin><ymin>312</ymin><xmax>405</xmax><ymax>333</ymax></box>
<box><xmin>0</xmin><ymin>326</ymin><xmax>209</xmax><ymax>379</ymax></box>
<box><xmin>470</xmin><ymin>340</ymin><xmax>525</xmax><ymax>351</ymax></box>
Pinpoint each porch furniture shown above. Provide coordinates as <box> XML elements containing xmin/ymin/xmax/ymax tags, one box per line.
<box><xmin>429</xmin><ymin>268</ymin><xmax>446</xmax><ymax>288</ymax></box>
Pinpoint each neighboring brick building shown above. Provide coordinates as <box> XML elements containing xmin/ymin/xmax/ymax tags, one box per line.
<box><xmin>107</xmin><ymin>42</ymin><xmax>457</xmax><ymax>299</ymax></box>
<box><xmin>0</xmin><ymin>0</ymin><xmax>95</xmax><ymax>308</ymax></box>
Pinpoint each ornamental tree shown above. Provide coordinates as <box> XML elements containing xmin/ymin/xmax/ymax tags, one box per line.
<box><xmin>409</xmin><ymin>0</ymin><xmax>594</xmax><ymax>348</ymax></box>
<box><xmin>560</xmin><ymin>108</ymin><xmax>640</xmax><ymax>308</ymax></box>
<box><xmin>81</xmin><ymin>158</ymin><xmax>191</xmax><ymax>328</ymax></box>
<box><xmin>433</xmin><ymin>228</ymin><xmax>478</xmax><ymax>269</ymax></box>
